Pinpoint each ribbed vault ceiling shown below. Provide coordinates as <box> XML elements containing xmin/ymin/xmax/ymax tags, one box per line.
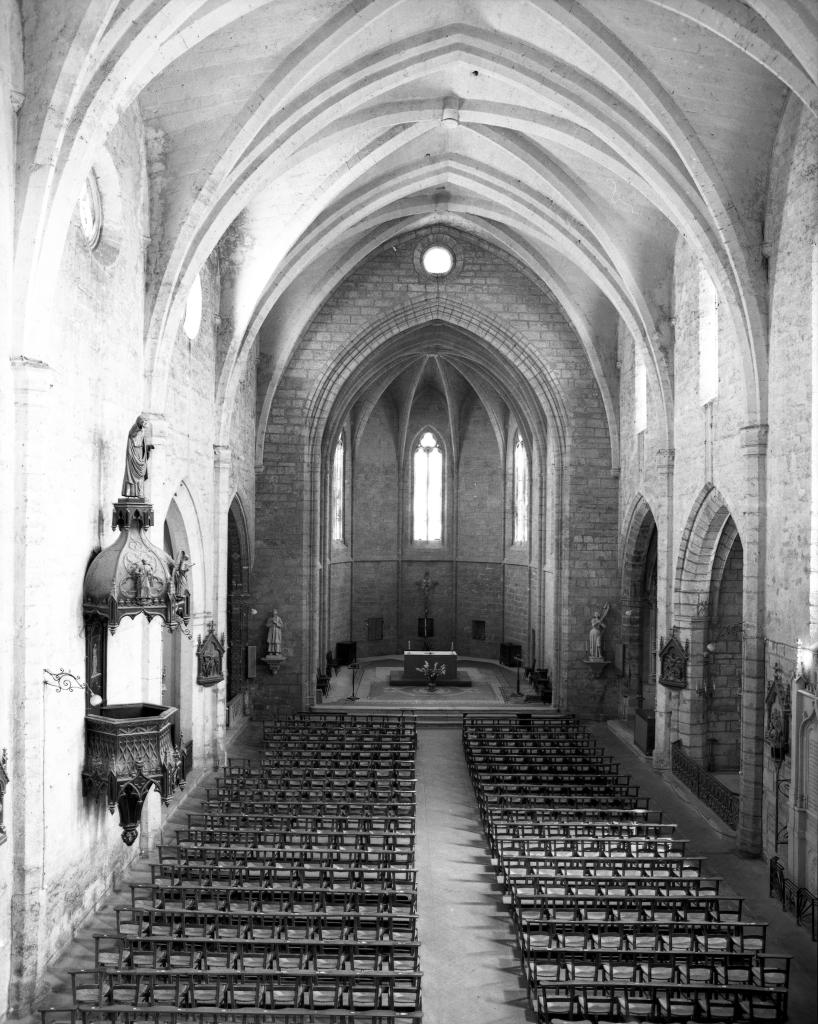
<box><xmin>16</xmin><ymin>0</ymin><xmax>818</xmax><ymax>439</ymax></box>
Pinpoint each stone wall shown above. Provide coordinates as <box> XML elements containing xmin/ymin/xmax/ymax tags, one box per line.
<box><xmin>763</xmin><ymin>99</ymin><xmax>818</xmax><ymax>865</ymax></box>
<box><xmin>3</xmin><ymin>96</ymin><xmax>258</xmax><ymax>1012</ymax></box>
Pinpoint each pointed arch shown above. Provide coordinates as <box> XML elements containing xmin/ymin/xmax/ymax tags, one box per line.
<box><xmin>675</xmin><ymin>485</ymin><xmax>736</xmax><ymax>621</ymax></box>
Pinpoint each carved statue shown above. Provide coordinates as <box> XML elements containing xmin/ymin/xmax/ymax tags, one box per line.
<box><xmin>170</xmin><ymin>550</ymin><xmax>192</xmax><ymax>598</ymax></box>
<box><xmin>122</xmin><ymin>416</ymin><xmax>153</xmax><ymax>499</ymax></box>
<box><xmin>266</xmin><ymin>609</ymin><xmax>283</xmax><ymax>656</ymax></box>
<box><xmin>416</xmin><ymin>571</ymin><xmax>438</xmax><ymax>614</ymax></box>
<box><xmin>588</xmin><ymin>602</ymin><xmax>610</xmax><ymax>659</ymax></box>
<box><xmin>131</xmin><ymin>560</ymin><xmax>152</xmax><ymax>604</ymax></box>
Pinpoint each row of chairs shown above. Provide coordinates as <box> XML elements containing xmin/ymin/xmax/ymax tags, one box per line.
<box><xmin>463</xmin><ymin>713</ymin><xmax>789</xmax><ymax>1023</ymax></box>
<box><xmin>41</xmin><ymin>714</ymin><xmax>422</xmax><ymax>1024</ymax></box>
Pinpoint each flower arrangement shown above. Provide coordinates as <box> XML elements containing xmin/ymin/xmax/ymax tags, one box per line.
<box><xmin>417</xmin><ymin>659</ymin><xmax>446</xmax><ymax>690</ymax></box>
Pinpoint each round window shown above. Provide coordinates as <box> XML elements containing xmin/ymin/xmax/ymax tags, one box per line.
<box><xmin>422</xmin><ymin>244</ymin><xmax>454</xmax><ymax>276</ymax></box>
<box><xmin>78</xmin><ymin>172</ymin><xmax>102</xmax><ymax>250</ymax></box>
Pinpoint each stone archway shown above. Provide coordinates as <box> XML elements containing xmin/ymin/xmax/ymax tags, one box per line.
<box><xmin>705</xmin><ymin>521</ymin><xmax>744</xmax><ymax>772</ymax></box>
<box><xmin>226</xmin><ymin>495</ymin><xmax>251</xmax><ymax>724</ymax></box>
<box><xmin>620</xmin><ymin>497</ymin><xmax>658</xmax><ymax>715</ymax></box>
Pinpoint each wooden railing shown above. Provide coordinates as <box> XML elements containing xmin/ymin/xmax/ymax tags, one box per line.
<box><xmin>670</xmin><ymin>740</ymin><xmax>738</xmax><ymax>829</ymax></box>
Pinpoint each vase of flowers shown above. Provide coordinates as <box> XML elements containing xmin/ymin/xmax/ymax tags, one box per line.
<box><xmin>417</xmin><ymin>659</ymin><xmax>446</xmax><ymax>691</ymax></box>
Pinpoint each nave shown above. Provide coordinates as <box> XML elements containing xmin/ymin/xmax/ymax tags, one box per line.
<box><xmin>32</xmin><ymin>717</ymin><xmax>814</xmax><ymax>1024</ymax></box>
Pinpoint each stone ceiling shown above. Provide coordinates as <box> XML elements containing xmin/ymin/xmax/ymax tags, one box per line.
<box><xmin>15</xmin><ymin>1</ymin><xmax>818</xmax><ymax>441</ymax></box>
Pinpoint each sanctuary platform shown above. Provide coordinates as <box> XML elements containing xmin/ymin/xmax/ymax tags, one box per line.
<box><xmin>389</xmin><ymin>649</ymin><xmax>472</xmax><ymax>687</ymax></box>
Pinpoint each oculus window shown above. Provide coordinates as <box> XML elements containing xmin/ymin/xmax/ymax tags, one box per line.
<box><xmin>512</xmin><ymin>432</ymin><xmax>529</xmax><ymax>545</ymax></box>
<box><xmin>332</xmin><ymin>433</ymin><xmax>345</xmax><ymax>542</ymax></box>
<box><xmin>422</xmin><ymin>245</ymin><xmax>454</xmax><ymax>276</ymax></box>
<box><xmin>413</xmin><ymin>431</ymin><xmax>443</xmax><ymax>542</ymax></box>
<box><xmin>78</xmin><ymin>172</ymin><xmax>102</xmax><ymax>250</ymax></box>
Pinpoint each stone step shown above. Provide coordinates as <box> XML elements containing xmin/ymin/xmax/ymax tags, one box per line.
<box><xmin>310</xmin><ymin>704</ymin><xmax>562</xmax><ymax>727</ymax></box>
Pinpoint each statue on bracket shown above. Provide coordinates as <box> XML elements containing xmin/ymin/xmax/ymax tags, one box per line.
<box><xmin>196</xmin><ymin>622</ymin><xmax>225</xmax><ymax>686</ymax></box>
<box><xmin>263</xmin><ymin>609</ymin><xmax>286</xmax><ymax>674</ymax></box>
<box><xmin>583</xmin><ymin>602</ymin><xmax>611</xmax><ymax>676</ymax></box>
<box><xmin>83</xmin><ymin>413</ymin><xmax>190</xmax><ymax>635</ymax></box>
<box><xmin>588</xmin><ymin>602</ymin><xmax>610</xmax><ymax>660</ymax></box>
<box><xmin>266</xmin><ymin>609</ymin><xmax>283</xmax><ymax>656</ymax></box>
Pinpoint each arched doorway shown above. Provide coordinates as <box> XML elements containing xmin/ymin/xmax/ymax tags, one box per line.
<box><xmin>162</xmin><ymin>520</ymin><xmax>181</xmax><ymax>715</ymax></box>
<box><xmin>621</xmin><ymin>498</ymin><xmax>658</xmax><ymax>742</ymax></box>
<box><xmin>705</xmin><ymin>522</ymin><xmax>743</xmax><ymax>772</ymax></box>
<box><xmin>160</xmin><ymin>490</ymin><xmax>202</xmax><ymax>767</ymax></box>
<box><xmin>226</xmin><ymin>496</ymin><xmax>251</xmax><ymax>725</ymax></box>
<box><xmin>640</xmin><ymin>526</ymin><xmax>658</xmax><ymax>711</ymax></box>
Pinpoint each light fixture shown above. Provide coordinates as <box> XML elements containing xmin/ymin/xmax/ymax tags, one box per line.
<box><xmin>43</xmin><ymin>668</ymin><xmax>101</xmax><ymax>705</ymax></box>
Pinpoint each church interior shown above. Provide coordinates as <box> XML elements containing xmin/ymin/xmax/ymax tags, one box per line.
<box><xmin>1</xmin><ymin>1</ymin><xmax>818</xmax><ymax>1021</ymax></box>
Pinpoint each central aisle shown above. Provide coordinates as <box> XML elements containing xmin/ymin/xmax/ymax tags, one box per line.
<box><xmin>414</xmin><ymin>727</ymin><xmax>530</xmax><ymax>1024</ymax></box>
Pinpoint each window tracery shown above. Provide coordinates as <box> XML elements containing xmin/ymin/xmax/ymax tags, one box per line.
<box><xmin>332</xmin><ymin>433</ymin><xmax>345</xmax><ymax>543</ymax></box>
<box><xmin>413</xmin><ymin>430</ymin><xmax>443</xmax><ymax>542</ymax></box>
<box><xmin>699</xmin><ymin>265</ymin><xmax>719</xmax><ymax>404</ymax></box>
<box><xmin>512</xmin><ymin>432</ymin><xmax>529</xmax><ymax>545</ymax></box>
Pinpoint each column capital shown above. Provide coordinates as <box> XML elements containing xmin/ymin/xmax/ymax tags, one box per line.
<box><xmin>656</xmin><ymin>448</ymin><xmax>675</xmax><ymax>473</ymax></box>
<box><xmin>740</xmin><ymin>423</ymin><xmax>769</xmax><ymax>456</ymax></box>
<box><xmin>11</xmin><ymin>356</ymin><xmax>54</xmax><ymax>394</ymax></box>
<box><xmin>141</xmin><ymin>411</ymin><xmax>168</xmax><ymax>443</ymax></box>
<box><xmin>213</xmin><ymin>444</ymin><xmax>231</xmax><ymax>469</ymax></box>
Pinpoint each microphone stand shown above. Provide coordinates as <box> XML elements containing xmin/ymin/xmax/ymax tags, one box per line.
<box><xmin>346</xmin><ymin>661</ymin><xmax>361</xmax><ymax>702</ymax></box>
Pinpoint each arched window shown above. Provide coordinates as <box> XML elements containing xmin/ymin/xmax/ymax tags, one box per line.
<box><xmin>699</xmin><ymin>264</ymin><xmax>719</xmax><ymax>404</ymax></box>
<box><xmin>183</xmin><ymin>272</ymin><xmax>203</xmax><ymax>340</ymax></box>
<box><xmin>512</xmin><ymin>432</ymin><xmax>529</xmax><ymax>545</ymax></box>
<box><xmin>332</xmin><ymin>434</ymin><xmax>345</xmax><ymax>542</ymax></box>
<box><xmin>634</xmin><ymin>352</ymin><xmax>647</xmax><ymax>433</ymax></box>
<box><xmin>413</xmin><ymin>431</ymin><xmax>443</xmax><ymax>542</ymax></box>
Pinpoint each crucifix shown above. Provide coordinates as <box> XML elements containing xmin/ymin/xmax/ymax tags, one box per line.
<box><xmin>416</xmin><ymin>571</ymin><xmax>437</xmax><ymax>651</ymax></box>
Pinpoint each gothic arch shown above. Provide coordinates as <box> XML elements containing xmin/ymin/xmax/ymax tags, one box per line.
<box><xmin>674</xmin><ymin>485</ymin><xmax>736</xmax><ymax>622</ymax></box>
<box><xmin>620</xmin><ymin>495</ymin><xmax>659</xmax><ymax>711</ymax></box>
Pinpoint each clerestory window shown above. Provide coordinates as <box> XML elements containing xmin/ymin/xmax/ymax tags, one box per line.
<box><xmin>413</xmin><ymin>431</ymin><xmax>443</xmax><ymax>542</ymax></box>
<box><xmin>332</xmin><ymin>433</ymin><xmax>345</xmax><ymax>542</ymax></box>
<box><xmin>699</xmin><ymin>265</ymin><xmax>719</xmax><ymax>404</ymax></box>
<box><xmin>512</xmin><ymin>431</ymin><xmax>529</xmax><ymax>545</ymax></box>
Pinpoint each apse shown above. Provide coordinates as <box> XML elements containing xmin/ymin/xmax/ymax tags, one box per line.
<box><xmin>321</xmin><ymin>336</ymin><xmax>546</xmax><ymax>669</ymax></box>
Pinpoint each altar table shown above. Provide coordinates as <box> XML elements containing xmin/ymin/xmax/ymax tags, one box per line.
<box><xmin>403</xmin><ymin>650</ymin><xmax>457</xmax><ymax>681</ymax></box>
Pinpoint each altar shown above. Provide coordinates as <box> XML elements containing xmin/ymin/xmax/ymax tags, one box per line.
<box><xmin>390</xmin><ymin>650</ymin><xmax>471</xmax><ymax>687</ymax></box>
<box><xmin>403</xmin><ymin>650</ymin><xmax>457</xmax><ymax>679</ymax></box>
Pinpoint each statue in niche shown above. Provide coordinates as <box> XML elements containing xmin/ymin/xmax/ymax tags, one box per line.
<box><xmin>266</xmin><ymin>609</ymin><xmax>283</xmax><ymax>656</ymax></box>
<box><xmin>588</xmin><ymin>602</ymin><xmax>610</xmax><ymax>659</ymax></box>
<box><xmin>122</xmin><ymin>415</ymin><xmax>153</xmax><ymax>499</ymax></box>
<box><xmin>131</xmin><ymin>560</ymin><xmax>152</xmax><ymax>604</ymax></box>
<box><xmin>169</xmin><ymin>550</ymin><xmax>192</xmax><ymax>603</ymax></box>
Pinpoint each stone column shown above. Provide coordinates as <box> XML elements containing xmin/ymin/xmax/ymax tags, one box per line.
<box><xmin>652</xmin><ymin>448</ymin><xmax>675</xmax><ymax>770</ymax></box>
<box><xmin>737</xmin><ymin>423</ymin><xmax>769</xmax><ymax>856</ymax></box>
<box><xmin>683</xmin><ymin>613</ymin><xmax>710</xmax><ymax>763</ymax></box>
<box><xmin>202</xmin><ymin>443</ymin><xmax>231</xmax><ymax>768</ymax></box>
<box><xmin>9</xmin><ymin>357</ymin><xmax>55</xmax><ymax>1016</ymax></box>
<box><xmin>0</xmin><ymin>75</ymin><xmax>20</xmax><ymax>1019</ymax></box>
